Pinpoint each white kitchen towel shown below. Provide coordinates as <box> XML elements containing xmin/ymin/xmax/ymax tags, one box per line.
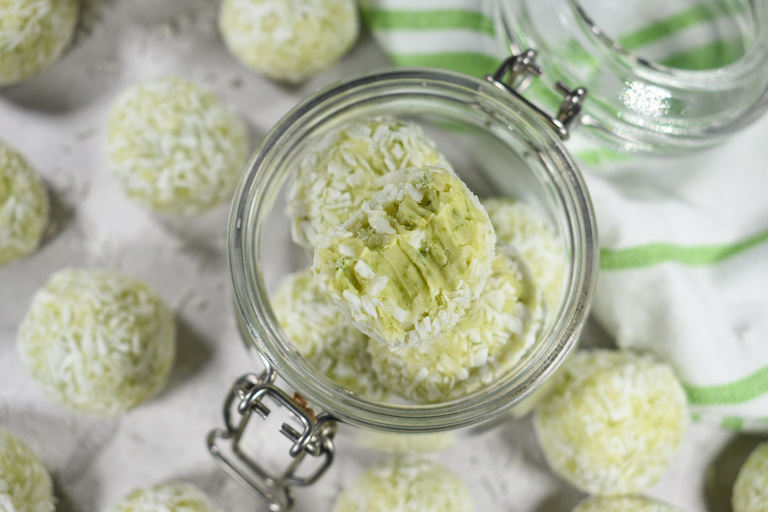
<box><xmin>360</xmin><ymin>0</ymin><xmax>768</xmax><ymax>430</ymax></box>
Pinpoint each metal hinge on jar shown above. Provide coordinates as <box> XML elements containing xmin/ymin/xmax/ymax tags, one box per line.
<box><xmin>485</xmin><ymin>49</ymin><xmax>587</xmax><ymax>140</ymax></box>
<box><xmin>207</xmin><ymin>367</ymin><xmax>337</xmax><ymax>512</ymax></box>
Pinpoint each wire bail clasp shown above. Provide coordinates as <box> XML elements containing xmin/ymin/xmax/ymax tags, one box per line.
<box><xmin>207</xmin><ymin>372</ymin><xmax>337</xmax><ymax>512</ymax></box>
<box><xmin>486</xmin><ymin>49</ymin><xmax>587</xmax><ymax>140</ymax></box>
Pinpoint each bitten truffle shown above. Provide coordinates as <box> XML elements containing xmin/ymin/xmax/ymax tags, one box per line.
<box><xmin>0</xmin><ymin>428</ymin><xmax>55</xmax><ymax>512</ymax></box>
<box><xmin>313</xmin><ymin>166</ymin><xmax>496</xmax><ymax>347</ymax></box>
<box><xmin>272</xmin><ymin>267</ymin><xmax>385</xmax><ymax>398</ymax></box>
<box><xmin>534</xmin><ymin>349</ymin><xmax>689</xmax><ymax>495</ymax></box>
<box><xmin>0</xmin><ymin>0</ymin><xmax>78</xmax><ymax>85</ymax></box>
<box><xmin>0</xmin><ymin>141</ymin><xmax>48</xmax><ymax>267</ymax></box>
<box><xmin>289</xmin><ymin>116</ymin><xmax>450</xmax><ymax>250</ymax></box>
<box><xmin>733</xmin><ymin>441</ymin><xmax>768</xmax><ymax>512</ymax></box>
<box><xmin>219</xmin><ymin>0</ymin><xmax>359</xmax><ymax>83</ymax></box>
<box><xmin>368</xmin><ymin>246</ymin><xmax>543</xmax><ymax>403</ymax></box>
<box><xmin>333</xmin><ymin>458</ymin><xmax>474</xmax><ymax>512</ymax></box>
<box><xmin>106</xmin><ymin>77</ymin><xmax>248</xmax><ymax>215</ymax></box>
<box><xmin>106</xmin><ymin>483</ymin><xmax>220</xmax><ymax>512</ymax></box>
<box><xmin>17</xmin><ymin>269</ymin><xmax>176</xmax><ymax>417</ymax></box>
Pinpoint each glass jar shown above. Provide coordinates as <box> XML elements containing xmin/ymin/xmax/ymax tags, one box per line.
<box><xmin>208</xmin><ymin>1</ymin><xmax>768</xmax><ymax>509</ymax></box>
<box><xmin>209</xmin><ymin>63</ymin><xmax>598</xmax><ymax>510</ymax></box>
<box><xmin>496</xmin><ymin>0</ymin><xmax>768</xmax><ymax>153</ymax></box>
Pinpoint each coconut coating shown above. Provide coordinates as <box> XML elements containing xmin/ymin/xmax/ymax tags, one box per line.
<box><xmin>0</xmin><ymin>141</ymin><xmax>48</xmax><ymax>267</ymax></box>
<box><xmin>313</xmin><ymin>166</ymin><xmax>496</xmax><ymax>347</ymax></box>
<box><xmin>219</xmin><ymin>0</ymin><xmax>359</xmax><ymax>83</ymax></box>
<box><xmin>333</xmin><ymin>458</ymin><xmax>474</xmax><ymax>512</ymax></box>
<box><xmin>368</xmin><ymin>246</ymin><xmax>544</xmax><ymax>403</ymax></box>
<box><xmin>534</xmin><ymin>349</ymin><xmax>689</xmax><ymax>496</ymax></box>
<box><xmin>483</xmin><ymin>198</ymin><xmax>564</xmax><ymax>310</ymax></box>
<box><xmin>356</xmin><ymin>431</ymin><xmax>456</xmax><ymax>454</ymax></box>
<box><xmin>106</xmin><ymin>482</ymin><xmax>220</xmax><ymax>512</ymax></box>
<box><xmin>272</xmin><ymin>268</ymin><xmax>385</xmax><ymax>399</ymax></box>
<box><xmin>289</xmin><ymin>116</ymin><xmax>451</xmax><ymax>250</ymax></box>
<box><xmin>733</xmin><ymin>441</ymin><xmax>768</xmax><ymax>512</ymax></box>
<box><xmin>0</xmin><ymin>0</ymin><xmax>79</xmax><ymax>85</ymax></box>
<box><xmin>17</xmin><ymin>268</ymin><xmax>176</xmax><ymax>417</ymax></box>
<box><xmin>106</xmin><ymin>77</ymin><xmax>248</xmax><ymax>215</ymax></box>
<box><xmin>0</xmin><ymin>428</ymin><xmax>54</xmax><ymax>512</ymax></box>
<box><xmin>574</xmin><ymin>496</ymin><xmax>683</xmax><ymax>512</ymax></box>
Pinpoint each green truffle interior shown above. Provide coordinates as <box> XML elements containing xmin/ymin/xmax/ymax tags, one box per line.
<box><xmin>319</xmin><ymin>169</ymin><xmax>490</xmax><ymax>335</ymax></box>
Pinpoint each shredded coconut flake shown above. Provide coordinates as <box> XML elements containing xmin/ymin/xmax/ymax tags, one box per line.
<box><xmin>106</xmin><ymin>76</ymin><xmax>247</xmax><ymax>215</ymax></box>
<box><xmin>483</xmin><ymin>198</ymin><xmax>565</xmax><ymax>311</ymax></box>
<box><xmin>369</xmin><ymin>246</ymin><xmax>544</xmax><ymax>403</ymax></box>
<box><xmin>574</xmin><ymin>496</ymin><xmax>684</xmax><ymax>512</ymax></box>
<box><xmin>733</xmin><ymin>441</ymin><xmax>768</xmax><ymax>512</ymax></box>
<box><xmin>219</xmin><ymin>0</ymin><xmax>359</xmax><ymax>83</ymax></box>
<box><xmin>288</xmin><ymin>116</ymin><xmax>453</xmax><ymax>250</ymax></box>
<box><xmin>16</xmin><ymin>268</ymin><xmax>176</xmax><ymax>417</ymax></box>
<box><xmin>0</xmin><ymin>428</ymin><xmax>54</xmax><ymax>512</ymax></box>
<box><xmin>0</xmin><ymin>141</ymin><xmax>48</xmax><ymax>267</ymax></box>
<box><xmin>0</xmin><ymin>0</ymin><xmax>79</xmax><ymax>85</ymax></box>
<box><xmin>534</xmin><ymin>349</ymin><xmax>689</xmax><ymax>496</ymax></box>
<box><xmin>272</xmin><ymin>268</ymin><xmax>385</xmax><ymax>399</ymax></box>
<box><xmin>333</xmin><ymin>458</ymin><xmax>474</xmax><ymax>512</ymax></box>
<box><xmin>313</xmin><ymin>166</ymin><xmax>495</xmax><ymax>347</ymax></box>
<box><xmin>105</xmin><ymin>482</ymin><xmax>221</xmax><ymax>512</ymax></box>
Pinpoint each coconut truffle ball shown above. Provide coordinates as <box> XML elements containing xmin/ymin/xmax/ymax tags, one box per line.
<box><xmin>483</xmin><ymin>198</ymin><xmax>564</xmax><ymax>310</ymax></box>
<box><xmin>368</xmin><ymin>246</ymin><xmax>544</xmax><ymax>403</ymax></box>
<box><xmin>334</xmin><ymin>458</ymin><xmax>474</xmax><ymax>512</ymax></box>
<box><xmin>573</xmin><ymin>496</ymin><xmax>683</xmax><ymax>512</ymax></box>
<box><xmin>219</xmin><ymin>0</ymin><xmax>359</xmax><ymax>83</ymax></box>
<box><xmin>106</xmin><ymin>482</ymin><xmax>220</xmax><ymax>512</ymax></box>
<box><xmin>356</xmin><ymin>431</ymin><xmax>456</xmax><ymax>454</ymax></box>
<box><xmin>0</xmin><ymin>141</ymin><xmax>48</xmax><ymax>267</ymax></box>
<box><xmin>289</xmin><ymin>116</ymin><xmax>451</xmax><ymax>250</ymax></box>
<box><xmin>314</xmin><ymin>166</ymin><xmax>496</xmax><ymax>347</ymax></box>
<box><xmin>106</xmin><ymin>76</ymin><xmax>248</xmax><ymax>215</ymax></box>
<box><xmin>534</xmin><ymin>349</ymin><xmax>689</xmax><ymax>495</ymax></box>
<box><xmin>0</xmin><ymin>0</ymin><xmax>79</xmax><ymax>85</ymax></box>
<box><xmin>0</xmin><ymin>428</ymin><xmax>55</xmax><ymax>512</ymax></box>
<box><xmin>733</xmin><ymin>441</ymin><xmax>768</xmax><ymax>512</ymax></box>
<box><xmin>272</xmin><ymin>267</ymin><xmax>385</xmax><ymax>398</ymax></box>
<box><xmin>17</xmin><ymin>268</ymin><xmax>176</xmax><ymax>417</ymax></box>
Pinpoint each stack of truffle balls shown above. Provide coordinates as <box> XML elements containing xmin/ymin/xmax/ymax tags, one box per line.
<box><xmin>276</xmin><ymin>115</ymin><xmax>566</xmax><ymax>407</ymax></box>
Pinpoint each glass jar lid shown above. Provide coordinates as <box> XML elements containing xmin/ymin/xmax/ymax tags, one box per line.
<box><xmin>496</xmin><ymin>0</ymin><xmax>768</xmax><ymax>153</ymax></box>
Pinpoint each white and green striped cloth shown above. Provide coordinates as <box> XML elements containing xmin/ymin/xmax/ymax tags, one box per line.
<box><xmin>360</xmin><ymin>0</ymin><xmax>768</xmax><ymax>431</ymax></box>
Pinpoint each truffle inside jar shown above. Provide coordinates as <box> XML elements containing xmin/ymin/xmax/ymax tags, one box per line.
<box><xmin>313</xmin><ymin>166</ymin><xmax>496</xmax><ymax>348</ymax></box>
<box><xmin>277</xmin><ymin>116</ymin><xmax>564</xmax><ymax>405</ymax></box>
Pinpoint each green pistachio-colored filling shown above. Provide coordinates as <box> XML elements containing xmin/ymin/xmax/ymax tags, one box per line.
<box><xmin>314</xmin><ymin>167</ymin><xmax>495</xmax><ymax>347</ymax></box>
<box><xmin>368</xmin><ymin>247</ymin><xmax>543</xmax><ymax>403</ymax></box>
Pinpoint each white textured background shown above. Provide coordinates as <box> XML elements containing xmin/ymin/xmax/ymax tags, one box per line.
<box><xmin>0</xmin><ymin>1</ymin><xmax>766</xmax><ymax>511</ymax></box>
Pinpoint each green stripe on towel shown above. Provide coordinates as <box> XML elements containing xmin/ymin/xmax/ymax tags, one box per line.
<box><xmin>619</xmin><ymin>4</ymin><xmax>727</xmax><ymax>50</ymax></box>
<box><xmin>390</xmin><ymin>52</ymin><xmax>501</xmax><ymax>79</ymax></box>
<box><xmin>685</xmin><ymin>364</ymin><xmax>768</xmax><ymax>405</ymax></box>
<box><xmin>361</xmin><ymin>8</ymin><xmax>495</xmax><ymax>35</ymax></box>
<box><xmin>600</xmin><ymin>229</ymin><xmax>768</xmax><ymax>270</ymax></box>
<box><xmin>659</xmin><ymin>39</ymin><xmax>745</xmax><ymax>70</ymax></box>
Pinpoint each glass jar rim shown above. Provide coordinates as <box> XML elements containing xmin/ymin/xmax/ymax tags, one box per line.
<box><xmin>496</xmin><ymin>0</ymin><xmax>768</xmax><ymax>152</ymax></box>
<box><xmin>567</xmin><ymin>0</ymin><xmax>768</xmax><ymax>86</ymax></box>
<box><xmin>229</xmin><ymin>67</ymin><xmax>598</xmax><ymax>432</ymax></box>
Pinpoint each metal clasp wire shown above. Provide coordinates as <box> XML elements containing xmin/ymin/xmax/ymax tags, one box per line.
<box><xmin>485</xmin><ymin>49</ymin><xmax>587</xmax><ymax>140</ymax></box>
<box><xmin>207</xmin><ymin>372</ymin><xmax>337</xmax><ymax>512</ymax></box>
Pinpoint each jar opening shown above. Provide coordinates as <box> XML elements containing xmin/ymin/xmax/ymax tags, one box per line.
<box><xmin>230</xmin><ymin>68</ymin><xmax>598</xmax><ymax>432</ymax></box>
<box><xmin>496</xmin><ymin>0</ymin><xmax>768</xmax><ymax>152</ymax></box>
